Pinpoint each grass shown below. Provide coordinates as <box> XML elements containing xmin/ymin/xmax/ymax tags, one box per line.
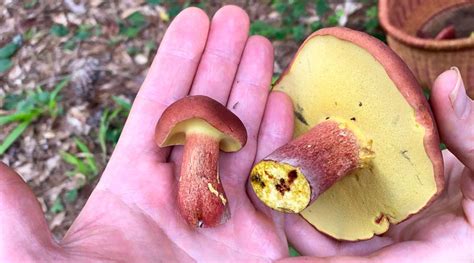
<box><xmin>250</xmin><ymin>0</ymin><xmax>381</xmax><ymax>42</ymax></box>
<box><xmin>61</xmin><ymin>137</ymin><xmax>99</xmax><ymax>180</ymax></box>
<box><xmin>0</xmin><ymin>77</ymin><xmax>70</xmax><ymax>155</ymax></box>
<box><xmin>98</xmin><ymin>96</ymin><xmax>131</xmax><ymax>161</ymax></box>
<box><xmin>59</xmin><ymin>96</ymin><xmax>131</xmax><ymax>205</ymax></box>
<box><xmin>0</xmin><ymin>35</ymin><xmax>22</xmax><ymax>73</ymax></box>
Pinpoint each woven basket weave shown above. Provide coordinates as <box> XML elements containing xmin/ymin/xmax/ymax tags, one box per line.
<box><xmin>379</xmin><ymin>0</ymin><xmax>474</xmax><ymax>98</ymax></box>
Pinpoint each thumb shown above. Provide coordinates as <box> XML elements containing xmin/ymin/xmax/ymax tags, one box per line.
<box><xmin>0</xmin><ymin>162</ymin><xmax>59</xmax><ymax>260</ymax></box>
<box><xmin>431</xmin><ymin>67</ymin><xmax>474</xmax><ymax>171</ymax></box>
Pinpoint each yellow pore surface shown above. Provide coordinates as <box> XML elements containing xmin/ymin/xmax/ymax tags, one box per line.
<box><xmin>251</xmin><ymin>161</ymin><xmax>311</xmax><ymax>213</ymax></box>
<box><xmin>275</xmin><ymin>35</ymin><xmax>436</xmax><ymax>240</ymax></box>
<box><xmin>161</xmin><ymin>118</ymin><xmax>242</xmax><ymax>152</ymax></box>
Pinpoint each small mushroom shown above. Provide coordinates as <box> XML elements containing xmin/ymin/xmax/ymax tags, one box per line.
<box><xmin>155</xmin><ymin>95</ymin><xmax>247</xmax><ymax>228</ymax></box>
<box><xmin>435</xmin><ymin>25</ymin><xmax>456</xmax><ymax>40</ymax></box>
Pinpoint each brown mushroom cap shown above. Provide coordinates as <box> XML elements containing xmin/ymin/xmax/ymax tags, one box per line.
<box><xmin>155</xmin><ymin>95</ymin><xmax>247</xmax><ymax>151</ymax></box>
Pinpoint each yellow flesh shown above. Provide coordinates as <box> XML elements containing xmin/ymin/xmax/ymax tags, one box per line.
<box><xmin>250</xmin><ymin>161</ymin><xmax>310</xmax><ymax>213</ymax></box>
<box><xmin>161</xmin><ymin>118</ymin><xmax>242</xmax><ymax>152</ymax></box>
<box><xmin>275</xmin><ymin>36</ymin><xmax>436</xmax><ymax>240</ymax></box>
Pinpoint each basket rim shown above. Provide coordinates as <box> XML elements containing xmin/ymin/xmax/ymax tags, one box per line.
<box><xmin>378</xmin><ymin>0</ymin><xmax>474</xmax><ymax>51</ymax></box>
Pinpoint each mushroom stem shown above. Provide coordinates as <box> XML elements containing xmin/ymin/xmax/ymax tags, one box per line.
<box><xmin>179</xmin><ymin>133</ymin><xmax>229</xmax><ymax>228</ymax></box>
<box><xmin>250</xmin><ymin>120</ymin><xmax>374</xmax><ymax>213</ymax></box>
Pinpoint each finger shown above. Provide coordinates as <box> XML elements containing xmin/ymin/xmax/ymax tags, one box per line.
<box><xmin>220</xmin><ymin>36</ymin><xmax>274</xmax><ymax>189</ymax></box>
<box><xmin>431</xmin><ymin>67</ymin><xmax>474</xmax><ymax>171</ymax></box>
<box><xmin>189</xmin><ymin>5</ymin><xmax>250</xmax><ymax>104</ymax></box>
<box><xmin>247</xmin><ymin>91</ymin><xmax>294</xmax><ymax>217</ymax></box>
<box><xmin>284</xmin><ymin>214</ymin><xmax>392</xmax><ymax>257</ymax></box>
<box><xmin>216</xmin><ymin>36</ymin><xmax>274</xmax><ymax>227</ymax></box>
<box><xmin>245</xmin><ymin>91</ymin><xmax>293</xmax><ymax>244</ymax></box>
<box><xmin>92</xmin><ymin>8</ymin><xmax>209</xmax><ymax>221</ymax></box>
<box><xmin>0</xmin><ymin>163</ymin><xmax>59</xmax><ymax>259</ymax></box>
<box><xmin>168</xmin><ymin>5</ymin><xmax>249</xmax><ymax>168</ymax></box>
<box><xmin>254</xmin><ymin>91</ymin><xmax>294</xmax><ymax>161</ymax></box>
<box><xmin>112</xmin><ymin>7</ymin><xmax>210</xmax><ymax>163</ymax></box>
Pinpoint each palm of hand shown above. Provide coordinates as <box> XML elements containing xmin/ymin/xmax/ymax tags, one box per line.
<box><xmin>1</xmin><ymin>6</ymin><xmax>473</xmax><ymax>263</ymax></box>
<box><xmin>1</xmin><ymin>6</ymin><xmax>293</xmax><ymax>262</ymax></box>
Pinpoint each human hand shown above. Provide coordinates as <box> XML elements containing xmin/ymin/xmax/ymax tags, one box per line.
<box><xmin>282</xmin><ymin>68</ymin><xmax>474</xmax><ymax>262</ymax></box>
<box><xmin>0</xmin><ymin>6</ymin><xmax>295</xmax><ymax>261</ymax></box>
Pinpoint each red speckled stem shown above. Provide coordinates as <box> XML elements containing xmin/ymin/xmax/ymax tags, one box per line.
<box><xmin>178</xmin><ymin>133</ymin><xmax>229</xmax><ymax>228</ymax></box>
<box><xmin>264</xmin><ymin>121</ymin><xmax>361</xmax><ymax>203</ymax></box>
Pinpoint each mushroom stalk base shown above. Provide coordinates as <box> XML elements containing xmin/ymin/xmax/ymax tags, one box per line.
<box><xmin>250</xmin><ymin>120</ymin><xmax>374</xmax><ymax>213</ymax></box>
<box><xmin>179</xmin><ymin>133</ymin><xmax>229</xmax><ymax>228</ymax></box>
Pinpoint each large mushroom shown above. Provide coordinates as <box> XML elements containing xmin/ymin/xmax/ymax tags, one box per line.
<box><xmin>250</xmin><ymin>27</ymin><xmax>444</xmax><ymax>241</ymax></box>
<box><xmin>155</xmin><ymin>95</ymin><xmax>247</xmax><ymax>228</ymax></box>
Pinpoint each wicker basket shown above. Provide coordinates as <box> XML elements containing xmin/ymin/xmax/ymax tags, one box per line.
<box><xmin>379</xmin><ymin>0</ymin><xmax>474</xmax><ymax>98</ymax></box>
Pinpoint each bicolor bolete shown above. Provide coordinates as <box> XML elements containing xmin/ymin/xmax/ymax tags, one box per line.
<box><xmin>250</xmin><ymin>27</ymin><xmax>444</xmax><ymax>241</ymax></box>
<box><xmin>155</xmin><ymin>95</ymin><xmax>247</xmax><ymax>228</ymax></box>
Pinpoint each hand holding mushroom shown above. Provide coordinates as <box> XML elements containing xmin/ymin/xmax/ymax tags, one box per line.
<box><xmin>155</xmin><ymin>95</ymin><xmax>247</xmax><ymax>228</ymax></box>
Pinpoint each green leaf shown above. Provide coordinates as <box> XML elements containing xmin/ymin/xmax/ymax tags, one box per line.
<box><xmin>146</xmin><ymin>0</ymin><xmax>162</xmax><ymax>5</ymax></box>
<box><xmin>291</xmin><ymin>1</ymin><xmax>307</xmax><ymax>19</ymax></box>
<box><xmin>93</xmin><ymin>26</ymin><xmax>103</xmax><ymax>36</ymax></box>
<box><xmin>99</xmin><ymin>108</ymin><xmax>111</xmax><ymax>156</ymax></box>
<box><xmin>74</xmin><ymin>138</ymin><xmax>91</xmax><ymax>154</ymax></box>
<box><xmin>289</xmin><ymin>246</ymin><xmax>300</xmax><ymax>257</ymax></box>
<box><xmin>61</xmin><ymin>151</ymin><xmax>81</xmax><ymax>166</ymax></box>
<box><xmin>63</xmin><ymin>39</ymin><xmax>77</xmax><ymax>50</ymax></box>
<box><xmin>126</xmin><ymin>46</ymin><xmax>140</xmax><ymax>56</ymax></box>
<box><xmin>24</xmin><ymin>27</ymin><xmax>37</xmax><ymax>41</ymax></box>
<box><xmin>439</xmin><ymin>143</ymin><xmax>447</xmax><ymax>150</ymax></box>
<box><xmin>327</xmin><ymin>10</ymin><xmax>343</xmax><ymax>26</ymax></box>
<box><xmin>310</xmin><ymin>21</ymin><xmax>323</xmax><ymax>31</ymax></box>
<box><xmin>127</xmin><ymin>12</ymin><xmax>147</xmax><ymax>28</ymax></box>
<box><xmin>74</xmin><ymin>138</ymin><xmax>98</xmax><ymax>175</ymax></box>
<box><xmin>423</xmin><ymin>88</ymin><xmax>431</xmax><ymax>100</ymax></box>
<box><xmin>118</xmin><ymin>11</ymin><xmax>148</xmax><ymax>38</ymax></box>
<box><xmin>0</xmin><ymin>43</ymin><xmax>19</xmax><ymax>59</ymax></box>
<box><xmin>292</xmin><ymin>25</ymin><xmax>306</xmax><ymax>42</ymax></box>
<box><xmin>0</xmin><ymin>112</ymin><xmax>34</xmax><ymax>125</ymax></box>
<box><xmin>49</xmin><ymin>78</ymin><xmax>69</xmax><ymax>117</ymax></box>
<box><xmin>168</xmin><ymin>4</ymin><xmax>184</xmax><ymax>19</ymax></box>
<box><xmin>50</xmin><ymin>24</ymin><xmax>70</xmax><ymax>37</ymax></box>
<box><xmin>250</xmin><ymin>21</ymin><xmax>287</xmax><ymax>40</ymax></box>
<box><xmin>271</xmin><ymin>74</ymin><xmax>280</xmax><ymax>86</ymax></box>
<box><xmin>112</xmin><ymin>96</ymin><xmax>132</xmax><ymax>111</ymax></box>
<box><xmin>2</xmin><ymin>93</ymin><xmax>23</xmax><ymax>110</ymax></box>
<box><xmin>315</xmin><ymin>0</ymin><xmax>330</xmax><ymax>17</ymax></box>
<box><xmin>121</xmin><ymin>27</ymin><xmax>142</xmax><ymax>38</ymax></box>
<box><xmin>49</xmin><ymin>78</ymin><xmax>70</xmax><ymax>107</ymax></box>
<box><xmin>0</xmin><ymin>58</ymin><xmax>13</xmax><ymax>73</ymax></box>
<box><xmin>364</xmin><ymin>6</ymin><xmax>379</xmax><ymax>34</ymax></box>
<box><xmin>50</xmin><ymin>198</ymin><xmax>64</xmax><ymax>213</ymax></box>
<box><xmin>272</xmin><ymin>0</ymin><xmax>287</xmax><ymax>14</ymax></box>
<box><xmin>36</xmin><ymin>90</ymin><xmax>50</xmax><ymax>104</ymax></box>
<box><xmin>75</xmin><ymin>25</ymin><xmax>92</xmax><ymax>41</ymax></box>
<box><xmin>65</xmin><ymin>189</ymin><xmax>78</xmax><ymax>203</ymax></box>
<box><xmin>24</xmin><ymin>0</ymin><xmax>38</xmax><ymax>9</ymax></box>
<box><xmin>0</xmin><ymin>120</ymin><xmax>31</xmax><ymax>155</ymax></box>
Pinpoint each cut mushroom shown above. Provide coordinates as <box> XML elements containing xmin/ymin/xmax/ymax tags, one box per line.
<box><xmin>251</xmin><ymin>27</ymin><xmax>444</xmax><ymax>241</ymax></box>
<box><xmin>155</xmin><ymin>95</ymin><xmax>247</xmax><ymax>228</ymax></box>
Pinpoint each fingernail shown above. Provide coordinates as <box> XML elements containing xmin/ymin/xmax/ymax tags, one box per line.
<box><xmin>449</xmin><ymin>67</ymin><xmax>471</xmax><ymax>119</ymax></box>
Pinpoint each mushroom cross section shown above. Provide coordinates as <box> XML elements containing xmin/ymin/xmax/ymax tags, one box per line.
<box><xmin>155</xmin><ymin>95</ymin><xmax>247</xmax><ymax>228</ymax></box>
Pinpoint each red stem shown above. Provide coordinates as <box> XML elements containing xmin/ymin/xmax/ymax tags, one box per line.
<box><xmin>178</xmin><ymin>133</ymin><xmax>229</xmax><ymax>228</ymax></box>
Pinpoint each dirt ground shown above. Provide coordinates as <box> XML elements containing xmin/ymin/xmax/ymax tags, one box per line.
<box><xmin>0</xmin><ymin>0</ymin><xmax>380</xmax><ymax>240</ymax></box>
